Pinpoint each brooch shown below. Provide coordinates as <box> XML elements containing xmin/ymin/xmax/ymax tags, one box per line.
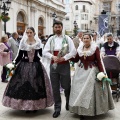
<box><xmin>83</xmin><ymin>51</ymin><xmax>86</xmax><ymax>60</ymax></box>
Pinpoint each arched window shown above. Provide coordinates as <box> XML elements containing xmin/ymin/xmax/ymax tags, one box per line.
<box><xmin>17</xmin><ymin>11</ymin><xmax>26</xmax><ymax>35</ymax></box>
<box><xmin>38</xmin><ymin>17</ymin><xmax>44</xmax><ymax>36</ymax></box>
<box><xmin>17</xmin><ymin>12</ymin><xmax>25</xmax><ymax>22</ymax></box>
<box><xmin>75</xmin><ymin>5</ymin><xmax>78</xmax><ymax>10</ymax></box>
<box><xmin>38</xmin><ymin>18</ymin><xmax>44</xmax><ymax>26</ymax></box>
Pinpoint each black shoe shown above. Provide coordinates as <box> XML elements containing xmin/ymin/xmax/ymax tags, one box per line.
<box><xmin>65</xmin><ymin>103</ymin><xmax>69</xmax><ymax>111</ymax></box>
<box><xmin>80</xmin><ymin>115</ymin><xmax>84</xmax><ymax>120</ymax></box>
<box><xmin>53</xmin><ymin>111</ymin><xmax>60</xmax><ymax>118</ymax></box>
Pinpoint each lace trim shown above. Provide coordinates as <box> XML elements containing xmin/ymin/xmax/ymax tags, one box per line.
<box><xmin>77</xmin><ymin>43</ymin><xmax>97</xmax><ymax>57</ymax></box>
<box><xmin>19</xmin><ymin>40</ymin><xmax>41</xmax><ymax>51</ymax></box>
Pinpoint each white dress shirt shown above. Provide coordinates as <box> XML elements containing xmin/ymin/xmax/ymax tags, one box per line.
<box><xmin>43</xmin><ymin>34</ymin><xmax>77</xmax><ymax>61</ymax></box>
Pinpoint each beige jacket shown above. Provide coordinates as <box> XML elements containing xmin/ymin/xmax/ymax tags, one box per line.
<box><xmin>72</xmin><ymin>36</ymin><xmax>80</xmax><ymax>49</ymax></box>
<box><xmin>8</xmin><ymin>37</ymin><xmax>19</xmax><ymax>60</ymax></box>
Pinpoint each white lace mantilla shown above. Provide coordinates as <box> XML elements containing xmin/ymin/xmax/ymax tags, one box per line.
<box><xmin>19</xmin><ymin>35</ymin><xmax>42</xmax><ymax>51</ymax></box>
<box><xmin>77</xmin><ymin>43</ymin><xmax>97</xmax><ymax>57</ymax></box>
<box><xmin>19</xmin><ymin>40</ymin><xmax>41</xmax><ymax>51</ymax></box>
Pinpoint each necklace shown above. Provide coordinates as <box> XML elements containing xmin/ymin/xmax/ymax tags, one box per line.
<box><xmin>83</xmin><ymin>45</ymin><xmax>90</xmax><ymax>59</ymax></box>
<box><xmin>83</xmin><ymin>51</ymin><xmax>87</xmax><ymax>60</ymax></box>
<box><xmin>84</xmin><ymin>45</ymin><xmax>90</xmax><ymax>48</ymax></box>
<box><xmin>27</xmin><ymin>39</ymin><xmax>35</xmax><ymax>45</ymax></box>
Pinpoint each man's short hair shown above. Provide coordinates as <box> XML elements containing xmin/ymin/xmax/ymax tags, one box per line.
<box><xmin>12</xmin><ymin>32</ymin><xmax>18</xmax><ymax>38</ymax></box>
<box><xmin>92</xmin><ymin>32</ymin><xmax>97</xmax><ymax>36</ymax></box>
<box><xmin>107</xmin><ymin>33</ymin><xmax>113</xmax><ymax>37</ymax></box>
<box><xmin>53</xmin><ymin>20</ymin><xmax>63</xmax><ymax>27</ymax></box>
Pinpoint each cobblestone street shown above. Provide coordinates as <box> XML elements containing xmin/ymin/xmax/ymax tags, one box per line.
<box><xmin>0</xmin><ymin>66</ymin><xmax>120</xmax><ymax>120</ymax></box>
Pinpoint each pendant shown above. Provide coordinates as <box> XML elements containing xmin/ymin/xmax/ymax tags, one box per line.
<box><xmin>110</xmin><ymin>48</ymin><xmax>112</xmax><ymax>51</ymax></box>
<box><xmin>83</xmin><ymin>51</ymin><xmax>86</xmax><ymax>60</ymax></box>
<box><xmin>84</xmin><ymin>56</ymin><xmax>86</xmax><ymax>60</ymax></box>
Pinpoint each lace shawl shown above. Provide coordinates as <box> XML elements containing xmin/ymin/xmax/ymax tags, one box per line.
<box><xmin>77</xmin><ymin>43</ymin><xmax>97</xmax><ymax>57</ymax></box>
<box><xmin>19</xmin><ymin>34</ymin><xmax>42</xmax><ymax>51</ymax></box>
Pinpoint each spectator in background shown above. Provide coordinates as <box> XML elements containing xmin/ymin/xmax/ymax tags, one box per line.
<box><xmin>72</xmin><ymin>30</ymin><xmax>83</xmax><ymax>49</ymax></box>
<box><xmin>8</xmin><ymin>32</ymin><xmax>19</xmax><ymax>60</ymax></box>
<box><xmin>114</xmin><ymin>36</ymin><xmax>120</xmax><ymax>45</ymax></box>
<box><xmin>101</xmin><ymin>33</ymin><xmax>120</xmax><ymax>57</ymax></box>
<box><xmin>40</xmin><ymin>36</ymin><xmax>47</xmax><ymax>49</ymax></box>
<box><xmin>6</xmin><ymin>32</ymin><xmax>11</xmax><ymax>39</ymax></box>
<box><xmin>92</xmin><ymin>32</ymin><xmax>104</xmax><ymax>48</ymax></box>
<box><xmin>17</xmin><ymin>34</ymin><xmax>23</xmax><ymax>45</ymax></box>
<box><xmin>0</xmin><ymin>35</ymin><xmax>11</xmax><ymax>82</ymax></box>
<box><xmin>72</xmin><ymin>30</ymin><xmax>83</xmax><ymax>71</ymax></box>
<box><xmin>118</xmin><ymin>35</ymin><xmax>120</xmax><ymax>41</ymax></box>
<box><xmin>45</xmin><ymin>35</ymin><xmax>49</xmax><ymax>41</ymax></box>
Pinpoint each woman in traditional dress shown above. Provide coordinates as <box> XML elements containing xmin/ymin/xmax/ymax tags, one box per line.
<box><xmin>2</xmin><ymin>27</ymin><xmax>54</xmax><ymax>112</ymax></box>
<box><xmin>69</xmin><ymin>34</ymin><xmax>114</xmax><ymax>119</ymax></box>
<box><xmin>0</xmin><ymin>35</ymin><xmax>12</xmax><ymax>82</ymax></box>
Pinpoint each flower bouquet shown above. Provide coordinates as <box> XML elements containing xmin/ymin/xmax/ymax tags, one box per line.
<box><xmin>96</xmin><ymin>72</ymin><xmax>112</xmax><ymax>90</ymax></box>
<box><xmin>52</xmin><ymin>43</ymin><xmax>68</xmax><ymax>69</ymax></box>
<box><xmin>5</xmin><ymin>63</ymin><xmax>16</xmax><ymax>81</ymax></box>
<box><xmin>70</xmin><ymin>61</ymin><xmax>75</xmax><ymax>71</ymax></box>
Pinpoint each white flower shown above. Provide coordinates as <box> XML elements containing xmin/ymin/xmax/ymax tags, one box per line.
<box><xmin>6</xmin><ymin>63</ymin><xmax>14</xmax><ymax>70</ymax></box>
<box><xmin>63</xmin><ymin>44</ymin><xmax>68</xmax><ymax>47</ymax></box>
<box><xmin>97</xmin><ymin>72</ymin><xmax>106</xmax><ymax>81</ymax></box>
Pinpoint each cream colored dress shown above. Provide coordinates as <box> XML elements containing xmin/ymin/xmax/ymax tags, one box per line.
<box><xmin>69</xmin><ymin>43</ymin><xmax>114</xmax><ymax>116</ymax></box>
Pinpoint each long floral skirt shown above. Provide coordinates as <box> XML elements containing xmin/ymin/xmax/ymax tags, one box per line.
<box><xmin>2</xmin><ymin>61</ymin><xmax>54</xmax><ymax>110</ymax></box>
<box><xmin>69</xmin><ymin>67</ymin><xmax>114</xmax><ymax>116</ymax></box>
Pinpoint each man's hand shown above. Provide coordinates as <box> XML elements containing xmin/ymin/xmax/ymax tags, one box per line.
<box><xmin>117</xmin><ymin>52</ymin><xmax>120</xmax><ymax>60</ymax></box>
<box><xmin>52</xmin><ymin>56</ymin><xmax>59</xmax><ymax>63</ymax></box>
<box><xmin>101</xmin><ymin>53</ymin><xmax>105</xmax><ymax>58</ymax></box>
<box><xmin>59</xmin><ymin>57</ymin><xmax>65</xmax><ymax>63</ymax></box>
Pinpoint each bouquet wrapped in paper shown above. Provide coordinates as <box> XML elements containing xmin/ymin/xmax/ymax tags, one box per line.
<box><xmin>96</xmin><ymin>72</ymin><xmax>112</xmax><ymax>90</ymax></box>
<box><xmin>52</xmin><ymin>43</ymin><xmax>68</xmax><ymax>69</ymax></box>
<box><xmin>5</xmin><ymin>63</ymin><xmax>16</xmax><ymax>81</ymax></box>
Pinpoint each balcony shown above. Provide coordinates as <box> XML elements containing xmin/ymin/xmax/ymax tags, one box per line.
<box><xmin>100</xmin><ymin>0</ymin><xmax>113</xmax><ymax>2</ymax></box>
<box><xmin>74</xmin><ymin>0</ymin><xmax>93</xmax><ymax>5</ymax></box>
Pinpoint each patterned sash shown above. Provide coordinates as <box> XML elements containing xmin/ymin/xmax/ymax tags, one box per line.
<box><xmin>50</xmin><ymin>35</ymin><xmax>69</xmax><ymax>56</ymax></box>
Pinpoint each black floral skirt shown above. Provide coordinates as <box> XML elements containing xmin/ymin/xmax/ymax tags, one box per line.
<box><xmin>2</xmin><ymin>61</ymin><xmax>54</xmax><ymax>110</ymax></box>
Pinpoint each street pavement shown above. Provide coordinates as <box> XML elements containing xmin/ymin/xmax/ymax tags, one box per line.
<box><xmin>0</xmin><ymin>66</ymin><xmax>120</xmax><ymax>120</ymax></box>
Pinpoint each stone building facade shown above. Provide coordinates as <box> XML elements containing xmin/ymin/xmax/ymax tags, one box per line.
<box><xmin>64</xmin><ymin>0</ymin><xmax>95</xmax><ymax>35</ymax></box>
<box><xmin>93</xmin><ymin>0</ymin><xmax>120</xmax><ymax>35</ymax></box>
<box><xmin>0</xmin><ymin>0</ymin><xmax>66</xmax><ymax>36</ymax></box>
